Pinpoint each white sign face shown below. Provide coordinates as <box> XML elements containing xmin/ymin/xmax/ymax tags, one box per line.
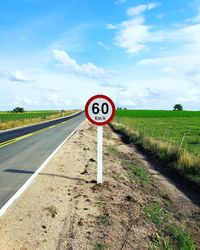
<box><xmin>88</xmin><ymin>98</ymin><xmax>112</xmax><ymax>123</ymax></box>
<box><xmin>85</xmin><ymin>95</ymin><xmax>115</xmax><ymax>126</ymax></box>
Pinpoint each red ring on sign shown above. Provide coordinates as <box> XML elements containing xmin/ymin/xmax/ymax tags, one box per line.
<box><xmin>85</xmin><ymin>94</ymin><xmax>116</xmax><ymax>126</ymax></box>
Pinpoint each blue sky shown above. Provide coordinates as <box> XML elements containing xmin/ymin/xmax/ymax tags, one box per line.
<box><xmin>0</xmin><ymin>0</ymin><xmax>200</xmax><ymax>110</ymax></box>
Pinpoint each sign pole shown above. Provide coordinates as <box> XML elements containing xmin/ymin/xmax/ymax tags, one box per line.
<box><xmin>85</xmin><ymin>94</ymin><xmax>115</xmax><ymax>184</ymax></box>
<box><xmin>97</xmin><ymin>126</ymin><xmax>103</xmax><ymax>184</ymax></box>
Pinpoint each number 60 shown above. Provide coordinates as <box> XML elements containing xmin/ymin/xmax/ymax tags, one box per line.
<box><xmin>92</xmin><ymin>103</ymin><xmax>109</xmax><ymax>115</ymax></box>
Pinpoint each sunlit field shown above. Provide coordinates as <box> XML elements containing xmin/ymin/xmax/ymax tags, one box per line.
<box><xmin>115</xmin><ymin>110</ymin><xmax>200</xmax><ymax>156</ymax></box>
<box><xmin>113</xmin><ymin>110</ymin><xmax>200</xmax><ymax>186</ymax></box>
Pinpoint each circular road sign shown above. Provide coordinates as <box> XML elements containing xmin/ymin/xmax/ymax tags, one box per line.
<box><xmin>85</xmin><ymin>94</ymin><xmax>115</xmax><ymax>126</ymax></box>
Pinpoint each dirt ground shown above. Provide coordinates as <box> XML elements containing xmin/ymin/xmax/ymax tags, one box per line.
<box><xmin>0</xmin><ymin>121</ymin><xmax>200</xmax><ymax>250</ymax></box>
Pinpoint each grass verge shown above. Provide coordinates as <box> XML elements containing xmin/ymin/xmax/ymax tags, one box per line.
<box><xmin>144</xmin><ymin>202</ymin><xmax>196</xmax><ymax>250</ymax></box>
<box><xmin>110</xmin><ymin>122</ymin><xmax>200</xmax><ymax>188</ymax></box>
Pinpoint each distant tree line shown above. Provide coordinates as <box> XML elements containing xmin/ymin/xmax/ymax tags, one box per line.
<box><xmin>9</xmin><ymin>105</ymin><xmax>183</xmax><ymax>113</ymax></box>
<box><xmin>117</xmin><ymin>105</ymin><xmax>184</xmax><ymax>111</ymax></box>
<box><xmin>117</xmin><ymin>107</ymin><xmax>127</xmax><ymax>110</ymax></box>
<box><xmin>10</xmin><ymin>107</ymin><xmax>67</xmax><ymax>113</ymax></box>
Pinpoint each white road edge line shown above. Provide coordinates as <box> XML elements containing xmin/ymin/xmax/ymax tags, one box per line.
<box><xmin>0</xmin><ymin>119</ymin><xmax>85</xmax><ymax>217</ymax></box>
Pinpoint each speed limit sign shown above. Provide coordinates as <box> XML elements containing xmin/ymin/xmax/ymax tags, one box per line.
<box><xmin>85</xmin><ymin>94</ymin><xmax>115</xmax><ymax>126</ymax></box>
<box><xmin>85</xmin><ymin>95</ymin><xmax>116</xmax><ymax>184</ymax></box>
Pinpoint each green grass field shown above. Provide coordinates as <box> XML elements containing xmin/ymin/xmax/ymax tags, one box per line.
<box><xmin>113</xmin><ymin>110</ymin><xmax>200</xmax><ymax>186</ymax></box>
<box><xmin>0</xmin><ymin>111</ymin><xmax>58</xmax><ymax>122</ymax></box>
<box><xmin>115</xmin><ymin>110</ymin><xmax>200</xmax><ymax>156</ymax></box>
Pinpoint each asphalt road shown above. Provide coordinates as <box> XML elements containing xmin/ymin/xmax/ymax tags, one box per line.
<box><xmin>0</xmin><ymin>112</ymin><xmax>85</xmax><ymax>209</ymax></box>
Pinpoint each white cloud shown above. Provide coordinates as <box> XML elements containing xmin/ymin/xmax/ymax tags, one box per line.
<box><xmin>127</xmin><ymin>3</ymin><xmax>157</xmax><ymax>16</ymax></box>
<box><xmin>115</xmin><ymin>17</ymin><xmax>151</xmax><ymax>53</ymax></box>
<box><xmin>112</xmin><ymin>3</ymin><xmax>158</xmax><ymax>54</ymax></box>
<box><xmin>14</xmin><ymin>95</ymin><xmax>39</xmax><ymax>107</ymax></box>
<box><xmin>115</xmin><ymin>88</ymin><xmax>150</xmax><ymax>108</ymax></box>
<box><xmin>46</xmin><ymin>87</ymin><xmax>61</xmax><ymax>92</ymax></box>
<box><xmin>97</xmin><ymin>41</ymin><xmax>110</xmax><ymax>50</ymax></box>
<box><xmin>132</xmin><ymin>5</ymin><xmax>200</xmax><ymax>90</ymax></box>
<box><xmin>13</xmin><ymin>93</ymin><xmax>70</xmax><ymax>109</ymax></box>
<box><xmin>0</xmin><ymin>70</ymin><xmax>32</xmax><ymax>83</ymax></box>
<box><xmin>118</xmin><ymin>99</ymin><xmax>137</xmax><ymax>107</ymax></box>
<box><xmin>46</xmin><ymin>93</ymin><xmax>70</xmax><ymax>106</ymax></box>
<box><xmin>114</xmin><ymin>84</ymin><xmax>200</xmax><ymax>110</ymax></box>
<box><xmin>138</xmin><ymin>54</ymin><xmax>200</xmax><ymax>85</ymax></box>
<box><xmin>99</xmin><ymin>81</ymin><xmax>125</xmax><ymax>90</ymax></box>
<box><xmin>138</xmin><ymin>55</ymin><xmax>200</xmax><ymax>69</ymax></box>
<box><xmin>106</xmin><ymin>24</ymin><xmax>117</xmax><ymax>30</ymax></box>
<box><xmin>178</xmin><ymin>23</ymin><xmax>200</xmax><ymax>52</ymax></box>
<box><xmin>162</xmin><ymin>67</ymin><xmax>174</xmax><ymax>74</ymax></box>
<box><xmin>53</xmin><ymin>49</ymin><xmax>107</xmax><ymax>79</ymax></box>
<box><xmin>8</xmin><ymin>70</ymin><xmax>32</xmax><ymax>83</ymax></box>
<box><xmin>110</xmin><ymin>2</ymin><xmax>200</xmax><ymax>54</ymax></box>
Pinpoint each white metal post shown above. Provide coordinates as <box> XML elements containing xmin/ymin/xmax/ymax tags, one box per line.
<box><xmin>97</xmin><ymin>126</ymin><xmax>103</xmax><ymax>184</ymax></box>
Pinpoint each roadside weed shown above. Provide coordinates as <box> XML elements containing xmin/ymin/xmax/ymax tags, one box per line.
<box><xmin>144</xmin><ymin>202</ymin><xmax>196</xmax><ymax>250</ymax></box>
<box><xmin>144</xmin><ymin>202</ymin><xmax>165</xmax><ymax>228</ymax></box>
<box><xmin>45</xmin><ymin>205</ymin><xmax>58</xmax><ymax>218</ymax></box>
<box><xmin>107</xmin><ymin>145</ymin><xmax>118</xmax><ymax>155</ymax></box>
<box><xmin>126</xmin><ymin>162</ymin><xmax>150</xmax><ymax>186</ymax></box>
<box><xmin>96</xmin><ymin>215</ymin><xmax>112</xmax><ymax>226</ymax></box>
<box><xmin>150</xmin><ymin>233</ymin><xmax>173</xmax><ymax>250</ymax></box>
<box><xmin>167</xmin><ymin>224</ymin><xmax>196</xmax><ymax>250</ymax></box>
<box><xmin>94</xmin><ymin>242</ymin><xmax>108</xmax><ymax>250</ymax></box>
